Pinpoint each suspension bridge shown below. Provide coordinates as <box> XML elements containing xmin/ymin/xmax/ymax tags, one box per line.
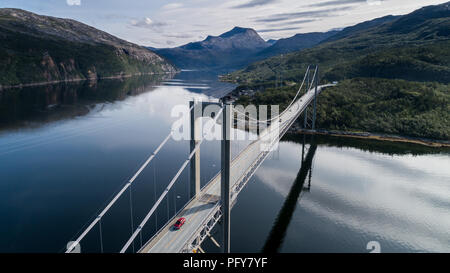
<box><xmin>66</xmin><ymin>65</ymin><xmax>335</xmax><ymax>253</ymax></box>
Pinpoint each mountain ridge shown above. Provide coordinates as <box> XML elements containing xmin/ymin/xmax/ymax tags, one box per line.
<box><xmin>153</xmin><ymin>26</ymin><xmax>342</xmax><ymax>70</ymax></box>
<box><xmin>257</xmin><ymin>30</ymin><xmax>339</xmax><ymax>59</ymax></box>
<box><xmin>226</xmin><ymin>1</ymin><xmax>450</xmax><ymax>84</ymax></box>
<box><xmin>225</xmin><ymin>2</ymin><xmax>450</xmax><ymax>140</ymax></box>
<box><xmin>0</xmin><ymin>8</ymin><xmax>176</xmax><ymax>88</ymax></box>
<box><xmin>153</xmin><ymin>27</ymin><xmax>271</xmax><ymax>70</ymax></box>
<box><xmin>153</xmin><ymin>12</ymin><xmax>413</xmax><ymax>71</ymax></box>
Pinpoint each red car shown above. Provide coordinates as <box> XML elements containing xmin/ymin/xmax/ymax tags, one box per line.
<box><xmin>173</xmin><ymin>217</ymin><xmax>186</xmax><ymax>230</ymax></box>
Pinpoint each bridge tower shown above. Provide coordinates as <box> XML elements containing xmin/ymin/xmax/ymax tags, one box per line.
<box><xmin>189</xmin><ymin>100</ymin><xmax>232</xmax><ymax>253</ymax></box>
<box><xmin>303</xmin><ymin>65</ymin><xmax>319</xmax><ymax>130</ymax></box>
<box><xmin>221</xmin><ymin>103</ymin><xmax>231</xmax><ymax>253</ymax></box>
<box><xmin>189</xmin><ymin>100</ymin><xmax>222</xmax><ymax>200</ymax></box>
<box><xmin>189</xmin><ymin>101</ymin><xmax>201</xmax><ymax>199</ymax></box>
<box><xmin>312</xmin><ymin>65</ymin><xmax>319</xmax><ymax>129</ymax></box>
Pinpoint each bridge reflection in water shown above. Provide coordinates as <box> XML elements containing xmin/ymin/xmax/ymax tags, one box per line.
<box><xmin>262</xmin><ymin>135</ymin><xmax>317</xmax><ymax>253</ymax></box>
<box><xmin>65</xmin><ymin>65</ymin><xmax>332</xmax><ymax>253</ymax></box>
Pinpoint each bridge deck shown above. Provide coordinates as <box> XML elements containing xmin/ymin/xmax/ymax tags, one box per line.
<box><xmin>139</xmin><ymin>84</ymin><xmax>332</xmax><ymax>253</ymax></box>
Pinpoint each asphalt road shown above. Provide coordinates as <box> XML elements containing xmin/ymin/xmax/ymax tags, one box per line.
<box><xmin>140</xmin><ymin>84</ymin><xmax>332</xmax><ymax>253</ymax></box>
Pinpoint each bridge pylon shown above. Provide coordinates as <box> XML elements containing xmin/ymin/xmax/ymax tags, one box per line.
<box><xmin>189</xmin><ymin>100</ymin><xmax>222</xmax><ymax>200</ymax></box>
<box><xmin>303</xmin><ymin>65</ymin><xmax>319</xmax><ymax>130</ymax></box>
<box><xmin>189</xmin><ymin>101</ymin><xmax>201</xmax><ymax>199</ymax></box>
<box><xmin>189</xmin><ymin>100</ymin><xmax>231</xmax><ymax>253</ymax></box>
<box><xmin>221</xmin><ymin>103</ymin><xmax>231</xmax><ymax>253</ymax></box>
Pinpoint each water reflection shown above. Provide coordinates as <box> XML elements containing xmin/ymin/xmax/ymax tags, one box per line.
<box><xmin>162</xmin><ymin>70</ymin><xmax>236</xmax><ymax>96</ymax></box>
<box><xmin>0</xmin><ymin>70</ymin><xmax>449</xmax><ymax>253</ymax></box>
<box><xmin>262</xmin><ymin>135</ymin><xmax>317</xmax><ymax>253</ymax></box>
<box><xmin>229</xmin><ymin>134</ymin><xmax>450</xmax><ymax>253</ymax></box>
<box><xmin>287</xmin><ymin>134</ymin><xmax>449</xmax><ymax>156</ymax></box>
<box><xmin>0</xmin><ymin>74</ymin><xmax>170</xmax><ymax>132</ymax></box>
<box><xmin>0</xmin><ymin>71</ymin><xmax>235</xmax><ymax>252</ymax></box>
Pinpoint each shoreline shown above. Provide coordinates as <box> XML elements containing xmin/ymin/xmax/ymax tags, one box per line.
<box><xmin>294</xmin><ymin>129</ymin><xmax>450</xmax><ymax>148</ymax></box>
<box><xmin>223</xmin><ymin>82</ymin><xmax>449</xmax><ymax>149</ymax></box>
<box><xmin>0</xmin><ymin>71</ymin><xmax>178</xmax><ymax>91</ymax></box>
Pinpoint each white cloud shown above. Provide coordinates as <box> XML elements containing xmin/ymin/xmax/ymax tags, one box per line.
<box><xmin>367</xmin><ymin>0</ymin><xmax>383</xmax><ymax>5</ymax></box>
<box><xmin>130</xmin><ymin>17</ymin><xmax>168</xmax><ymax>29</ymax></box>
<box><xmin>162</xmin><ymin>3</ymin><xmax>184</xmax><ymax>10</ymax></box>
<box><xmin>90</xmin><ymin>0</ymin><xmax>447</xmax><ymax>47</ymax></box>
<box><xmin>66</xmin><ymin>0</ymin><xmax>81</xmax><ymax>6</ymax></box>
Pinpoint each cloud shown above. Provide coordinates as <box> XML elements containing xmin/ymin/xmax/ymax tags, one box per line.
<box><xmin>164</xmin><ymin>33</ymin><xmax>194</xmax><ymax>39</ymax></box>
<box><xmin>162</xmin><ymin>3</ymin><xmax>184</xmax><ymax>10</ymax></box>
<box><xmin>90</xmin><ymin>0</ymin><xmax>434</xmax><ymax>47</ymax></box>
<box><xmin>267</xmin><ymin>19</ymin><xmax>317</xmax><ymax>27</ymax></box>
<box><xmin>66</xmin><ymin>0</ymin><xmax>81</xmax><ymax>6</ymax></box>
<box><xmin>257</xmin><ymin>27</ymin><xmax>301</xmax><ymax>33</ymax></box>
<box><xmin>253</xmin><ymin>6</ymin><xmax>355</xmax><ymax>23</ymax></box>
<box><xmin>232</xmin><ymin>0</ymin><xmax>278</xmax><ymax>9</ymax></box>
<box><xmin>130</xmin><ymin>17</ymin><xmax>168</xmax><ymax>29</ymax></box>
<box><xmin>307</xmin><ymin>0</ymin><xmax>368</xmax><ymax>8</ymax></box>
<box><xmin>367</xmin><ymin>0</ymin><xmax>384</xmax><ymax>5</ymax></box>
<box><xmin>100</xmin><ymin>14</ymin><xmax>133</xmax><ymax>20</ymax></box>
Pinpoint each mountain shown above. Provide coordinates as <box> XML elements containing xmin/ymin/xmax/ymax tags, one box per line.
<box><xmin>154</xmin><ymin>27</ymin><xmax>343</xmax><ymax>70</ymax></box>
<box><xmin>226</xmin><ymin>1</ymin><xmax>450</xmax><ymax>84</ymax></box>
<box><xmin>257</xmin><ymin>30</ymin><xmax>339</xmax><ymax>59</ymax></box>
<box><xmin>0</xmin><ymin>8</ymin><xmax>176</xmax><ymax>88</ymax></box>
<box><xmin>387</xmin><ymin>2</ymin><xmax>450</xmax><ymax>34</ymax></box>
<box><xmin>322</xmin><ymin>15</ymin><xmax>400</xmax><ymax>43</ymax></box>
<box><xmin>266</xmin><ymin>39</ymin><xmax>277</xmax><ymax>46</ymax></box>
<box><xmin>152</xmin><ymin>13</ymin><xmax>418</xmax><ymax>71</ymax></box>
<box><xmin>153</xmin><ymin>27</ymin><xmax>271</xmax><ymax>70</ymax></box>
<box><xmin>225</xmin><ymin>2</ymin><xmax>450</xmax><ymax>140</ymax></box>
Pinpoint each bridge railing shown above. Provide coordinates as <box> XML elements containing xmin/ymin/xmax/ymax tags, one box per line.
<box><xmin>176</xmin><ymin>66</ymin><xmax>328</xmax><ymax>253</ymax></box>
<box><xmin>68</xmin><ymin>64</ymin><xmax>329</xmax><ymax>253</ymax></box>
<box><xmin>120</xmin><ymin>108</ymin><xmax>225</xmax><ymax>253</ymax></box>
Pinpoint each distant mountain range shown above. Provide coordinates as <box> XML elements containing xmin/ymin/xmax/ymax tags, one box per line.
<box><xmin>225</xmin><ymin>1</ymin><xmax>450</xmax><ymax>141</ymax></box>
<box><xmin>153</xmin><ymin>27</ymin><xmax>269</xmax><ymax>70</ymax></box>
<box><xmin>227</xmin><ymin>1</ymin><xmax>450</xmax><ymax>84</ymax></box>
<box><xmin>0</xmin><ymin>9</ymin><xmax>176</xmax><ymax>88</ymax></box>
<box><xmin>152</xmin><ymin>14</ymin><xmax>405</xmax><ymax>70</ymax></box>
<box><xmin>322</xmin><ymin>15</ymin><xmax>400</xmax><ymax>43</ymax></box>
<box><xmin>2</xmin><ymin>2</ymin><xmax>449</xmax><ymax>88</ymax></box>
<box><xmin>255</xmin><ymin>31</ymin><xmax>339</xmax><ymax>60</ymax></box>
<box><xmin>153</xmin><ymin>27</ymin><xmax>343</xmax><ymax>70</ymax></box>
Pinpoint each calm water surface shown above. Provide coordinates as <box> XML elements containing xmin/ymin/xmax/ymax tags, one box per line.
<box><xmin>0</xmin><ymin>71</ymin><xmax>448</xmax><ymax>252</ymax></box>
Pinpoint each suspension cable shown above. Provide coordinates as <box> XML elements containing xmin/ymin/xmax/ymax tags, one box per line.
<box><xmin>120</xmin><ymin>107</ymin><xmax>224</xmax><ymax>253</ymax></box>
<box><xmin>129</xmin><ymin>187</ymin><xmax>135</xmax><ymax>253</ymax></box>
<box><xmin>232</xmin><ymin>65</ymin><xmax>316</xmax><ymax>123</ymax></box>
<box><xmin>66</xmin><ymin>104</ymin><xmax>195</xmax><ymax>253</ymax></box>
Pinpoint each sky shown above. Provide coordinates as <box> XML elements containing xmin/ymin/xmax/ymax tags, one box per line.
<box><xmin>0</xmin><ymin>0</ymin><xmax>447</xmax><ymax>47</ymax></box>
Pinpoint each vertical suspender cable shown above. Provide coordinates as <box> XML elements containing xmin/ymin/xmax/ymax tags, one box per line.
<box><xmin>65</xmin><ymin>105</ymin><xmax>195</xmax><ymax>253</ymax></box>
<box><xmin>129</xmin><ymin>187</ymin><xmax>135</xmax><ymax>253</ymax></box>
<box><xmin>174</xmin><ymin>182</ymin><xmax>177</xmax><ymax>215</ymax></box>
<box><xmin>167</xmin><ymin>194</ymin><xmax>170</xmax><ymax>220</ymax></box>
<box><xmin>232</xmin><ymin>65</ymin><xmax>310</xmax><ymax>123</ymax></box>
<box><xmin>120</xmin><ymin>108</ymin><xmax>224</xmax><ymax>253</ymax></box>
<box><xmin>154</xmin><ymin>162</ymin><xmax>157</xmax><ymax>233</ymax></box>
<box><xmin>99</xmin><ymin>218</ymin><xmax>104</xmax><ymax>253</ymax></box>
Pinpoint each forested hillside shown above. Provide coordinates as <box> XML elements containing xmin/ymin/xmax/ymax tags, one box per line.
<box><xmin>228</xmin><ymin>2</ymin><xmax>450</xmax><ymax>140</ymax></box>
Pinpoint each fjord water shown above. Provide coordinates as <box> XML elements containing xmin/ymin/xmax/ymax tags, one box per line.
<box><xmin>0</xmin><ymin>71</ymin><xmax>449</xmax><ymax>252</ymax></box>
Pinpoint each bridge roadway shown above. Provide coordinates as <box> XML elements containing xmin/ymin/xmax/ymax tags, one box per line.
<box><xmin>139</xmin><ymin>84</ymin><xmax>333</xmax><ymax>253</ymax></box>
